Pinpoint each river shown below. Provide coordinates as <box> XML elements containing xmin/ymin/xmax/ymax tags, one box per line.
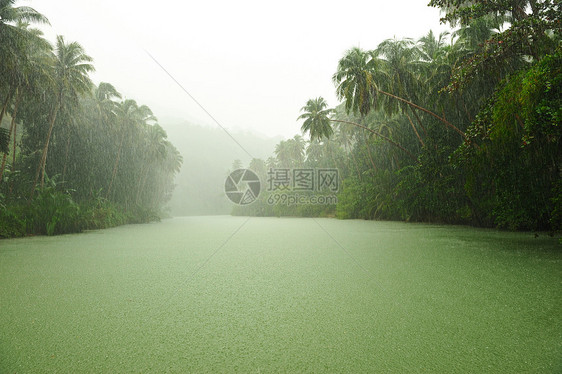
<box><xmin>1</xmin><ymin>216</ymin><xmax>560</xmax><ymax>372</ymax></box>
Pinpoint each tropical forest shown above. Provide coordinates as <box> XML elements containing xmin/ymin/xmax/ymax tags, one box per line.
<box><xmin>0</xmin><ymin>1</ymin><xmax>182</xmax><ymax>237</ymax></box>
<box><xmin>234</xmin><ymin>0</ymin><xmax>561</xmax><ymax>234</ymax></box>
<box><xmin>1</xmin><ymin>1</ymin><xmax>561</xmax><ymax>372</ymax></box>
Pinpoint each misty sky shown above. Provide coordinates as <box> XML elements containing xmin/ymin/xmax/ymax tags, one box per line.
<box><xmin>28</xmin><ymin>0</ymin><xmax>449</xmax><ymax>138</ymax></box>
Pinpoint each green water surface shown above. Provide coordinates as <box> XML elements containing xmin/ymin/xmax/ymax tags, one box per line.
<box><xmin>1</xmin><ymin>216</ymin><xmax>560</xmax><ymax>373</ymax></box>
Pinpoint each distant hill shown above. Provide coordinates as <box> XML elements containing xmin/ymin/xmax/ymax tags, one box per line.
<box><xmin>162</xmin><ymin>121</ymin><xmax>282</xmax><ymax>216</ymax></box>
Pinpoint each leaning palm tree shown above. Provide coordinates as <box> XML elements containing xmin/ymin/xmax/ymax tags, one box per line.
<box><xmin>31</xmin><ymin>35</ymin><xmax>94</xmax><ymax>196</ymax></box>
<box><xmin>375</xmin><ymin>37</ymin><xmax>429</xmax><ymax>144</ymax></box>
<box><xmin>333</xmin><ymin>47</ymin><xmax>466</xmax><ymax>139</ymax></box>
<box><xmin>375</xmin><ymin>37</ymin><xmax>421</xmax><ymax>106</ymax></box>
<box><xmin>299</xmin><ymin>97</ymin><xmax>418</xmax><ymax>163</ymax></box>
<box><xmin>332</xmin><ymin>47</ymin><xmax>386</xmax><ymax>117</ymax></box>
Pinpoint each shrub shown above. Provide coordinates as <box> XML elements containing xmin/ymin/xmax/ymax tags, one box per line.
<box><xmin>29</xmin><ymin>187</ymin><xmax>81</xmax><ymax>235</ymax></box>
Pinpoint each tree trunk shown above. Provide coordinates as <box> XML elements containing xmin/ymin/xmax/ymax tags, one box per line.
<box><xmin>0</xmin><ymin>89</ymin><xmax>22</xmax><ymax>183</ymax></box>
<box><xmin>377</xmin><ymin>89</ymin><xmax>466</xmax><ymax>139</ymax></box>
<box><xmin>12</xmin><ymin>122</ymin><xmax>16</xmax><ymax>172</ymax></box>
<box><xmin>363</xmin><ymin>132</ymin><xmax>378</xmax><ymax>172</ymax></box>
<box><xmin>135</xmin><ymin>166</ymin><xmax>145</xmax><ymax>204</ymax></box>
<box><xmin>0</xmin><ymin>124</ymin><xmax>14</xmax><ymax>183</ymax></box>
<box><xmin>39</xmin><ymin>108</ymin><xmax>60</xmax><ymax>188</ymax></box>
<box><xmin>331</xmin><ymin>119</ymin><xmax>419</xmax><ymax>163</ymax></box>
<box><xmin>9</xmin><ymin>122</ymin><xmax>17</xmax><ymax>195</ymax></box>
<box><xmin>106</xmin><ymin>132</ymin><xmax>125</xmax><ymax>199</ymax></box>
<box><xmin>406</xmin><ymin>113</ymin><xmax>424</xmax><ymax>147</ymax></box>
<box><xmin>31</xmin><ymin>102</ymin><xmax>60</xmax><ymax>198</ymax></box>
<box><xmin>409</xmin><ymin>104</ymin><xmax>427</xmax><ymax>136</ymax></box>
<box><xmin>62</xmin><ymin>134</ymin><xmax>71</xmax><ymax>184</ymax></box>
<box><xmin>356</xmin><ymin>117</ymin><xmax>377</xmax><ymax>172</ymax></box>
<box><xmin>136</xmin><ymin>166</ymin><xmax>150</xmax><ymax>205</ymax></box>
<box><xmin>348</xmin><ymin>144</ymin><xmax>362</xmax><ymax>181</ymax></box>
<box><xmin>0</xmin><ymin>87</ymin><xmax>13</xmax><ymax>127</ymax></box>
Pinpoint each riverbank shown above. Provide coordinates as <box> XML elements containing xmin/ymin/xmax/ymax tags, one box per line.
<box><xmin>0</xmin><ymin>187</ymin><xmax>160</xmax><ymax>239</ymax></box>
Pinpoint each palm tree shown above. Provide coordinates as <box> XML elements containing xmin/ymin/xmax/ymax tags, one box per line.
<box><xmin>163</xmin><ymin>141</ymin><xmax>182</xmax><ymax>176</ymax></box>
<box><xmin>375</xmin><ymin>37</ymin><xmax>421</xmax><ymax>104</ymax></box>
<box><xmin>417</xmin><ymin>30</ymin><xmax>453</xmax><ymax>93</ymax></box>
<box><xmin>31</xmin><ymin>35</ymin><xmax>94</xmax><ymax>196</ymax></box>
<box><xmin>0</xmin><ymin>1</ymin><xmax>48</xmax><ymax>34</ymax></box>
<box><xmin>0</xmin><ymin>0</ymin><xmax>49</xmax><ymax>124</ymax></box>
<box><xmin>375</xmin><ymin>37</ymin><xmax>428</xmax><ymax>144</ymax></box>
<box><xmin>275</xmin><ymin>136</ymin><xmax>306</xmax><ymax>168</ymax></box>
<box><xmin>452</xmin><ymin>15</ymin><xmax>502</xmax><ymax>51</ymax></box>
<box><xmin>231</xmin><ymin>159</ymin><xmax>243</xmax><ymax>171</ymax></box>
<box><xmin>107</xmin><ymin>100</ymin><xmax>155</xmax><ymax>199</ymax></box>
<box><xmin>305</xmin><ymin>140</ymin><xmax>324</xmax><ymax>166</ymax></box>
<box><xmin>0</xmin><ymin>2</ymin><xmax>49</xmax><ymax>165</ymax></box>
<box><xmin>247</xmin><ymin>158</ymin><xmax>267</xmax><ymax>184</ymax></box>
<box><xmin>94</xmin><ymin>82</ymin><xmax>121</xmax><ymax>126</ymax></box>
<box><xmin>416</xmin><ymin>30</ymin><xmax>480</xmax><ymax>128</ymax></box>
<box><xmin>418</xmin><ymin>30</ymin><xmax>450</xmax><ymax>63</ymax></box>
<box><xmin>0</xmin><ymin>22</ymin><xmax>52</xmax><ymax>184</ymax></box>
<box><xmin>135</xmin><ymin>123</ymin><xmax>167</xmax><ymax>204</ymax></box>
<box><xmin>332</xmin><ymin>47</ymin><xmax>385</xmax><ymax>117</ymax></box>
<box><xmin>266</xmin><ymin>156</ymin><xmax>277</xmax><ymax>170</ymax></box>
<box><xmin>333</xmin><ymin>47</ymin><xmax>466</xmax><ymax>139</ymax></box>
<box><xmin>298</xmin><ymin>97</ymin><xmax>334</xmax><ymax>141</ymax></box>
<box><xmin>299</xmin><ymin>97</ymin><xmax>418</xmax><ymax>163</ymax></box>
<box><xmin>274</xmin><ymin>141</ymin><xmax>289</xmax><ymax>168</ymax></box>
<box><xmin>288</xmin><ymin>135</ymin><xmax>306</xmax><ymax>166</ymax></box>
<box><xmin>107</xmin><ymin>99</ymin><xmax>138</xmax><ymax>198</ymax></box>
<box><xmin>150</xmin><ymin>140</ymin><xmax>182</xmax><ymax>209</ymax></box>
<box><xmin>249</xmin><ymin>158</ymin><xmax>266</xmax><ymax>176</ymax></box>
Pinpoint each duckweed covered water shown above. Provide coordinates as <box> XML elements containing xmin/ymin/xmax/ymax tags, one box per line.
<box><xmin>1</xmin><ymin>216</ymin><xmax>560</xmax><ymax>372</ymax></box>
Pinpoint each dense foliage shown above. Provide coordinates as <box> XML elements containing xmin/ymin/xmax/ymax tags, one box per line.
<box><xmin>235</xmin><ymin>1</ymin><xmax>561</xmax><ymax>232</ymax></box>
<box><xmin>0</xmin><ymin>1</ymin><xmax>182</xmax><ymax>237</ymax></box>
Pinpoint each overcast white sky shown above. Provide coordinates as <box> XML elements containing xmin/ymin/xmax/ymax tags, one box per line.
<box><xmin>26</xmin><ymin>0</ymin><xmax>449</xmax><ymax>138</ymax></box>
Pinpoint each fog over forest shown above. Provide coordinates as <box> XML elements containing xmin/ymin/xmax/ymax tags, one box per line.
<box><xmin>164</xmin><ymin>121</ymin><xmax>281</xmax><ymax>216</ymax></box>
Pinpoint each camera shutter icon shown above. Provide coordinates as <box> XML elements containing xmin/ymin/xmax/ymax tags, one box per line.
<box><xmin>225</xmin><ymin>169</ymin><xmax>261</xmax><ymax>205</ymax></box>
